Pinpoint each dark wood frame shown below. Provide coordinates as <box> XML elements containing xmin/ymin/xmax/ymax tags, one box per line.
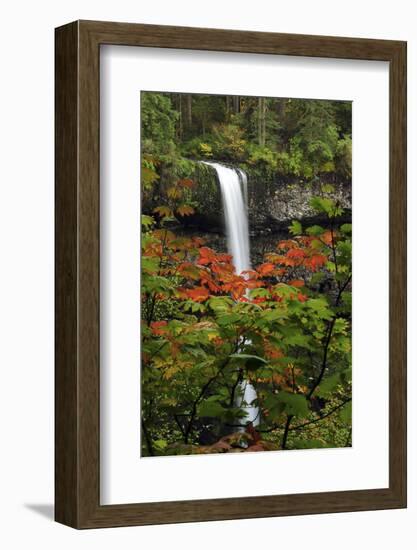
<box><xmin>55</xmin><ymin>20</ymin><xmax>407</xmax><ymax>529</ymax></box>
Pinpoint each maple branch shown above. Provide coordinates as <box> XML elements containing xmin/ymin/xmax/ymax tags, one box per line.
<box><xmin>281</xmin><ymin>414</ymin><xmax>293</xmax><ymax>449</ymax></box>
<box><xmin>141</xmin><ymin>417</ymin><xmax>154</xmax><ymax>456</ymax></box>
<box><xmin>335</xmin><ymin>273</ymin><xmax>352</xmax><ymax>306</ymax></box>
<box><xmin>230</xmin><ymin>368</ymin><xmax>244</xmax><ymax>407</ymax></box>
<box><xmin>306</xmin><ymin>272</ymin><xmax>351</xmax><ymax>401</ymax></box>
<box><xmin>307</xmin><ymin>317</ymin><xmax>335</xmax><ymax>400</ymax></box>
<box><xmin>329</xmin><ymin>219</ymin><xmax>340</xmax><ymax>292</ymax></box>
<box><xmin>258</xmin><ymin>397</ymin><xmax>351</xmax><ymax>434</ymax></box>
<box><xmin>174</xmin><ymin>414</ymin><xmax>186</xmax><ymax>437</ymax></box>
<box><xmin>183</xmin><ymin>342</ymin><xmax>239</xmax><ymax>443</ymax></box>
<box><xmin>146</xmin><ymin>340</ymin><xmax>168</xmax><ymax>363</ymax></box>
<box><xmin>290</xmin><ymin>397</ymin><xmax>352</xmax><ymax>431</ymax></box>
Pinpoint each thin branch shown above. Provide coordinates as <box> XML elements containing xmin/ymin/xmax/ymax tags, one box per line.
<box><xmin>329</xmin><ymin>220</ymin><xmax>340</xmax><ymax>292</ymax></box>
<box><xmin>335</xmin><ymin>273</ymin><xmax>352</xmax><ymax>306</ymax></box>
<box><xmin>258</xmin><ymin>397</ymin><xmax>351</xmax><ymax>434</ymax></box>
<box><xmin>141</xmin><ymin>417</ymin><xmax>154</xmax><ymax>456</ymax></box>
<box><xmin>307</xmin><ymin>317</ymin><xmax>335</xmax><ymax>400</ymax></box>
<box><xmin>290</xmin><ymin>398</ymin><xmax>352</xmax><ymax>431</ymax></box>
<box><xmin>230</xmin><ymin>368</ymin><xmax>243</xmax><ymax>406</ymax></box>
<box><xmin>183</xmin><ymin>343</ymin><xmax>238</xmax><ymax>443</ymax></box>
<box><xmin>281</xmin><ymin>414</ymin><xmax>293</xmax><ymax>449</ymax></box>
<box><xmin>174</xmin><ymin>414</ymin><xmax>186</xmax><ymax>437</ymax></box>
<box><xmin>146</xmin><ymin>340</ymin><xmax>168</xmax><ymax>363</ymax></box>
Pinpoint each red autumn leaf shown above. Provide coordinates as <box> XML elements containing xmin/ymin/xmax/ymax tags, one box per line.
<box><xmin>215</xmin><ymin>252</ymin><xmax>234</xmax><ymax>264</ymax></box>
<box><xmin>277</xmin><ymin>239</ymin><xmax>298</xmax><ymax>250</ymax></box>
<box><xmin>252</xmin><ymin>296</ymin><xmax>267</xmax><ymax>304</ymax></box>
<box><xmin>153</xmin><ymin>205</ymin><xmax>172</xmax><ymax>218</ymax></box>
<box><xmin>298</xmin><ymin>235</ymin><xmax>314</xmax><ymax>247</ymax></box>
<box><xmin>286</xmin><ymin>248</ymin><xmax>306</xmax><ymax>260</ymax></box>
<box><xmin>264</xmin><ymin>343</ymin><xmax>283</xmax><ymax>359</ymax></box>
<box><xmin>177</xmin><ymin>204</ymin><xmax>195</xmax><ymax>217</ymax></box>
<box><xmin>321</xmin><ymin>230</ymin><xmax>334</xmax><ymax>245</ymax></box>
<box><xmin>200</xmin><ymin>272</ymin><xmax>222</xmax><ymax>293</ymax></box>
<box><xmin>197</xmin><ymin>247</ymin><xmax>217</xmax><ymax>265</ymax></box>
<box><xmin>288</xmin><ymin>279</ymin><xmax>305</xmax><ymax>288</ymax></box>
<box><xmin>184</xmin><ymin>286</ymin><xmax>210</xmax><ymax>302</ymax></box>
<box><xmin>297</xmin><ymin>292</ymin><xmax>309</xmax><ymax>303</ymax></box>
<box><xmin>197</xmin><ymin>247</ymin><xmax>233</xmax><ymax>266</ymax></box>
<box><xmin>246</xmin><ymin>278</ymin><xmax>265</xmax><ymax>290</ymax></box>
<box><xmin>211</xmin><ymin>262</ymin><xmax>234</xmax><ymax>276</ymax></box>
<box><xmin>245</xmin><ymin>423</ymin><xmax>261</xmax><ymax>445</ymax></box>
<box><xmin>178</xmin><ymin>178</ymin><xmax>194</xmax><ymax>188</ymax></box>
<box><xmin>212</xmin><ymin>336</ymin><xmax>224</xmax><ymax>347</ymax></box>
<box><xmin>308</xmin><ymin>254</ymin><xmax>327</xmax><ymax>270</ymax></box>
<box><xmin>150</xmin><ymin>320</ymin><xmax>168</xmax><ymax>336</ymax></box>
<box><xmin>257</xmin><ymin>262</ymin><xmax>275</xmax><ymax>276</ymax></box>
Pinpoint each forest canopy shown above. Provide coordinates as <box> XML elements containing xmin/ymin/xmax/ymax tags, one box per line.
<box><xmin>141</xmin><ymin>92</ymin><xmax>352</xmax><ymax>186</ymax></box>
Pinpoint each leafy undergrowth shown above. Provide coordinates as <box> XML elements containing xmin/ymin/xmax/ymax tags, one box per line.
<box><xmin>141</xmin><ymin>184</ymin><xmax>352</xmax><ymax>456</ymax></box>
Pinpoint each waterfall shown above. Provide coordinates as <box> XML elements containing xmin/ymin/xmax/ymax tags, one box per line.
<box><xmin>202</xmin><ymin>162</ymin><xmax>260</xmax><ymax>428</ymax></box>
<box><xmin>203</xmin><ymin>162</ymin><xmax>250</xmax><ymax>275</ymax></box>
<box><xmin>236</xmin><ymin>167</ymin><xmax>249</xmax><ymax>214</ymax></box>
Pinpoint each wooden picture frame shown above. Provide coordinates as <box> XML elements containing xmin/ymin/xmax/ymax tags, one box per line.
<box><xmin>55</xmin><ymin>20</ymin><xmax>407</xmax><ymax>528</ymax></box>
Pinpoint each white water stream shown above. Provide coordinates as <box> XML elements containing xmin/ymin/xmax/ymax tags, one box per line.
<box><xmin>203</xmin><ymin>162</ymin><xmax>260</xmax><ymax>428</ymax></box>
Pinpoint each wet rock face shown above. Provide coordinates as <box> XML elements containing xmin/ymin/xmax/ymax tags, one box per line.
<box><xmin>184</xmin><ymin>168</ymin><xmax>351</xmax><ymax>235</ymax></box>
<box><xmin>246</xmin><ymin>177</ymin><xmax>352</xmax><ymax>234</ymax></box>
<box><xmin>144</xmin><ymin>162</ymin><xmax>351</xmax><ymax>236</ymax></box>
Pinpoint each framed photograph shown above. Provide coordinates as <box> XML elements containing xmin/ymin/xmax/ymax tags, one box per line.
<box><xmin>55</xmin><ymin>20</ymin><xmax>406</xmax><ymax>528</ymax></box>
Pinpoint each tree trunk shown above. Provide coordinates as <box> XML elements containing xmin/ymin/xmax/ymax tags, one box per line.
<box><xmin>226</xmin><ymin>96</ymin><xmax>232</xmax><ymax>120</ymax></box>
<box><xmin>258</xmin><ymin>97</ymin><xmax>266</xmax><ymax>146</ymax></box>
<box><xmin>178</xmin><ymin>94</ymin><xmax>183</xmax><ymax>140</ymax></box>
<box><xmin>185</xmin><ymin>94</ymin><xmax>192</xmax><ymax>131</ymax></box>
<box><xmin>233</xmin><ymin>95</ymin><xmax>240</xmax><ymax>114</ymax></box>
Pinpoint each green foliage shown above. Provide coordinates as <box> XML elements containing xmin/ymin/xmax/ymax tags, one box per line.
<box><xmin>211</xmin><ymin>123</ymin><xmax>247</xmax><ymax>160</ymax></box>
<box><xmin>141</xmin><ymin>201</ymin><xmax>352</xmax><ymax>456</ymax></box>
<box><xmin>275</xmin><ymin>392</ymin><xmax>309</xmax><ymax>417</ymax></box>
<box><xmin>141</xmin><ymin>92</ymin><xmax>352</xmax><ymax>197</ymax></box>
<box><xmin>141</xmin><ymin>92</ymin><xmax>178</xmax><ymax>154</ymax></box>
<box><xmin>246</xmin><ymin>144</ymin><xmax>278</xmax><ymax>176</ymax></box>
<box><xmin>335</xmin><ymin>136</ymin><xmax>352</xmax><ymax>179</ymax></box>
<box><xmin>289</xmin><ymin>220</ymin><xmax>303</xmax><ymax>236</ymax></box>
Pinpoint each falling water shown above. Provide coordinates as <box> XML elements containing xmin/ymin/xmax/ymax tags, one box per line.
<box><xmin>203</xmin><ymin>162</ymin><xmax>250</xmax><ymax>275</ymax></box>
<box><xmin>236</xmin><ymin>167</ymin><xmax>249</xmax><ymax>213</ymax></box>
<box><xmin>203</xmin><ymin>162</ymin><xmax>260</xmax><ymax>428</ymax></box>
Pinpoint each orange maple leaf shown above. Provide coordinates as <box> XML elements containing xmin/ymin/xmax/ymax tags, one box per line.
<box><xmin>184</xmin><ymin>286</ymin><xmax>210</xmax><ymax>302</ymax></box>
<box><xmin>177</xmin><ymin>204</ymin><xmax>195</xmax><ymax>216</ymax></box>
<box><xmin>286</xmin><ymin>248</ymin><xmax>306</xmax><ymax>260</ymax></box>
<box><xmin>307</xmin><ymin>254</ymin><xmax>327</xmax><ymax>271</ymax></box>
<box><xmin>177</xmin><ymin>178</ymin><xmax>194</xmax><ymax>188</ymax></box>
<box><xmin>257</xmin><ymin>262</ymin><xmax>276</xmax><ymax>276</ymax></box>
<box><xmin>288</xmin><ymin>279</ymin><xmax>305</xmax><ymax>288</ymax></box>
<box><xmin>153</xmin><ymin>206</ymin><xmax>172</xmax><ymax>218</ymax></box>
<box><xmin>150</xmin><ymin>320</ymin><xmax>168</xmax><ymax>336</ymax></box>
